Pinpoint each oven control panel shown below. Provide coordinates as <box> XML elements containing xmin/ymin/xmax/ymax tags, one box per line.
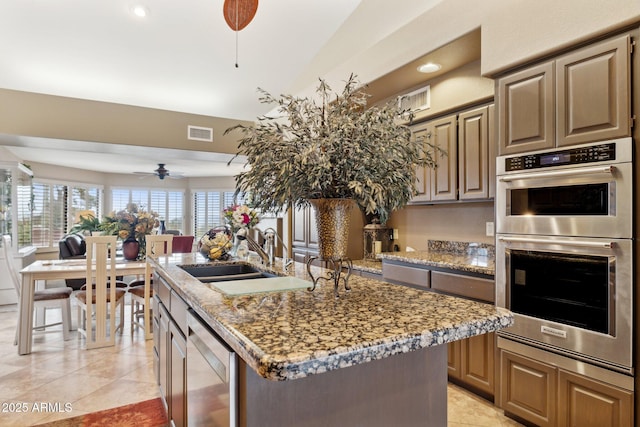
<box><xmin>505</xmin><ymin>143</ymin><xmax>616</xmax><ymax>171</ymax></box>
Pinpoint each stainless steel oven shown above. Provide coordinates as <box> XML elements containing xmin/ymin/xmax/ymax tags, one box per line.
<box><xmin>496</xmin><ymin>137</ymin><xmax>632</xmax><ymax>238</ymax></box>
<box><xmin>496</xmin><ymin>137</ymin><xmax>634</xmax><ymax>374</ymax></box>
<box><xmin>496</xmin><ymin>234</ymin><xmax>633</xmax><ymax>373</ymax></box>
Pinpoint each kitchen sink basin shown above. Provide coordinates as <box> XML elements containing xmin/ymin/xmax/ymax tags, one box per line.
<box><xmin>179</xmin><ymin>264</ymin><xmax>276</xmax><ymax>283</ymax></box>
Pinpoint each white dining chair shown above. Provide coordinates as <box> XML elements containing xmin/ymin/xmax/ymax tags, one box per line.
<box><xmin>129</xmin><ymin>234</ymin><xmax>173</xmax><ymax>339</ymax></box>
<box><xmin>75</xmin><ymin>235</ymin><xmax>126</xmax><ymax>349</ymax></box>
<box><xmin>2</xmin><ymin>235</ymin><xmax>73</xmax><ymax>344</ymax></box>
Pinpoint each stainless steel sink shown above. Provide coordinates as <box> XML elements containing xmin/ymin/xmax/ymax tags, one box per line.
<box><xmin>179</xmin><ymin>264</ymin><xmax>276</xmax><ymax>283</ymax></box>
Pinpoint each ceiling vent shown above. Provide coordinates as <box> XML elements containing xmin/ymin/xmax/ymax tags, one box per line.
<box><xmin>398</xmin><ymin>85</ymin><xmax>431</xmax><ymax>113</ymax></box>
<box><xmin>188</xmin><ymin>125</ymin><xmax>213</xmax><ymax>142</ymax></box>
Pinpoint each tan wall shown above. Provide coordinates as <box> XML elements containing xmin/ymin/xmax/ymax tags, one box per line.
<box><xmin>0</xmin><ymin>88</ymin><xmax>252</xmax><ymax>155</ymax></box>
<box><xmin>389</xmin><ymin>202</ymin><xmax>495</xmax><ymax>251</ymax></box>
<box><xmin>390</xmin><ymin>60</ymin><xmax>494</xmax><ymax>123</ymax></box>
<box><xmin>314</xmin><ymin>0</ymin><xmax>640</xmax><ymax>96</ymax></box>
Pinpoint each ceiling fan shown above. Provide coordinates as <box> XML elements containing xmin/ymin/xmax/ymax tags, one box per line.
<box><xmin>134</xmin><ymin>164</ymin><xmax>183</xmax><ymax>180</ymax></box>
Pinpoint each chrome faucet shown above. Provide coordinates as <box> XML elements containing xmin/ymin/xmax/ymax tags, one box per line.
<box><xmin>236</xmin><ymin>227</ymin><xmax>293</xmax><ymax>269</ymax></box>
<box><xmin>235</xmin><ymin>228</ymin><xmax>270</xmax><ymax>264</ymax></box>
<box><xmin>262</xmin><ymin>227</ymin><xmax>294</xmax><ymax>269</ymax></box>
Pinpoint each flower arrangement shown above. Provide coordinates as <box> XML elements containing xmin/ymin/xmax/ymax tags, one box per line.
<box><xmin>223</xmin><ymin>204</ymin><xmax>259</xmax><ymax>232</ymax></box>
<box><xmin>198</xmin><ymin>227</ymin><xmax>233</xmax><ymax>260</ymax></box>
<box><xmin>100</xmin><ymin>203</ymin><xmax>159</xmax><ymax>242</ymax></box>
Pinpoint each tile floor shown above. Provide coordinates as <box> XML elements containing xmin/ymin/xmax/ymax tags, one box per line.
<box><xmin>0</xmin><ymin>284</ymin><xmax>522</xmax><ymax>427</ymax></box>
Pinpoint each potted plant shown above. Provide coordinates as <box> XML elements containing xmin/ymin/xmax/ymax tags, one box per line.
<box><xmin>226</xmin><ymin>74</ymin><xmax>442</xmax><ymax>260</ymax></box>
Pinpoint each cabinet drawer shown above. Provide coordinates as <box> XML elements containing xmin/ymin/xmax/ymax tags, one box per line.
<box><xmin>382</xmin><ymin>263</ymin><xmax>430</xmax><ymax>289</ymax></box>
<box><xmin>157</xmin><ymin>274</ymin><xmax>172</xmax><ymax>307</ymax></box>
<box><xmin>170</xmin><ymin>290</ymin><xmax>189</xmax><ymax>337</ymax></box>
<box><xmin>431</xmin><ymin>271</ymin><xmax>494</xmax><ymax>303</ymax></box>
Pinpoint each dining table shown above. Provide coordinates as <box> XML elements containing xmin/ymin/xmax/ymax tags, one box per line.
<box><xmin>18</xmin><ymin>258</ymin><xmax>146</xmax><ymax>355</ymax></box>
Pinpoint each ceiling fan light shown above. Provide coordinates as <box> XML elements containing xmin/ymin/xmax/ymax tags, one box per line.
<box><xmin>417</xmin><ymin>62</ymin><xmax>442</xmax><ymax>73</ymax></box>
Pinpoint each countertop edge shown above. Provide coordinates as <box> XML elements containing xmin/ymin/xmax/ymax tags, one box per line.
<box><xmin>150</xmin><ymin>256</ymin><xmax>512</xmax><ymax>381</ymax></box>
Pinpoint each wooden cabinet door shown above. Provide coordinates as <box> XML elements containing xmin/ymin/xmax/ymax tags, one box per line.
<box><xmin>429</xmin><ymin>114</ymin><xmax>458</xmax><ymax>201</ymax></box>
<box><xmin>292</xmin><ymin>207</ymin><xmax>307</xmax><ymax>247</ymax></box>
<box><xmin>447</xmin><ymin>340</ymin><xmax>462</xmax><ymax>379</ymax></box>
<box><xmin>307</xmin><ymin>205</ymin><xmax>319</xmax><ymax>249</ymax></box>
<box><xmin>500</xmin><ymin>349</ymin><xmax>557</xmax><ymax>427</ymax></box>
<box><xmin>458</xmin><ymin>106</ymin><xmax>489</xmax><ymax>200</ymax></box>
<box><xmin>170</xmin><ymin>321</ymin><xmax>187</xmax><ymax>427</ymax></box>
<box><xmin>158</xmin><ymin>301</ymin><xmax>171</xmax><ymax>412</ymax></box>
<box><xmin>487</xmin><ymin>104</ymin><xmax>496</xmax><ymax>199</ymax></box>
<box><xmin>557</xmin><ymin>370</ymin><xmax>633</xmax><ymax>427</ymax></box>
<box><xmin>498</xmin><ymin>61</ymin><xmax>554</xmax><ymax>155</ymax></box>
<box><xmin>409</xmin><ymin>121</ymin><xmax>433</xmax><ymax>203</ymax></box>
<box><xmin>556</xmin><ymin>33</ymin><xmax>631</xmax><ymax>147</ymax></box>
<box><xmin>461</xmin><ymin>332</ymin><xmax>495</xmax><ymax>395</ymax></box>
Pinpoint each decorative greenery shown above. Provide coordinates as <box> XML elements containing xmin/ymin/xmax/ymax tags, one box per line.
<box><xmin>69</xmin><ymin>210</ymin><xmax>101</xmax><ymax>235</ymax></box>
<box><xmin>225</xmin><ymin>73</ymin><xmax>442</xmax><ymax>223</ymax></box>
<box><xmin>223</xmin><ymin>204</ymin><xmax>260</xmax><ymax>232</ymax></box>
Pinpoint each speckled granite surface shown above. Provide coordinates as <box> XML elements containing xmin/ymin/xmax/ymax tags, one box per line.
<box><xmin>377</xmin><ymin>240</ymin><xmax>495</xmax><ymax>276</ymax></box>
<box><xmin>351</xmin><ymin>259</ymin><xmax>384</xmax><ymax>274</ymax></box>
<box><xmin>151</xmin><ymin>253</ymin><xmax>512</xmax><ymax>381</ymax></box>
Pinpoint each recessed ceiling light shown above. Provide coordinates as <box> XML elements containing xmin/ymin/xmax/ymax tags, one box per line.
<box><xmin>417</xmin><ymin>62</ymin><xmax>442</xmax><ymax>73</ymax></box>
<box><xmin>132</xmin><ymin>5</ymin><xmax>149</xmax><ymax>18</ymax></box>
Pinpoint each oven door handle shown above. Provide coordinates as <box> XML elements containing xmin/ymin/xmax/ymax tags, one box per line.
<box><xmin>498</xmin><ymin>236</ymin><xmax>614</xmax><ymax>249</ymax></box>
<box><xmin>498</xmin><ymin>165</ymin><xmax>614</xmax><ymax>182</ymax></box>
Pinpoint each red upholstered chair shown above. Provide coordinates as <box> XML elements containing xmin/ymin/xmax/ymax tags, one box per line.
<box><xmin>172</xmin><ymin>235</ymin><xmax>194</xmax><ymax>253</ymax></box>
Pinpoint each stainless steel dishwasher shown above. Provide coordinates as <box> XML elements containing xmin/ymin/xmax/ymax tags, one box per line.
<box><xmin>186</xmin><ymin>310</ymin><xmax>237</xmax><ymax>427</ymax></box>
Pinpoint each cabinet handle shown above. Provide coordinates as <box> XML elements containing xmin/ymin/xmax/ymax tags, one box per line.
<box><xmin>498</xmin><ymin>236</ymin><xmax>614</xmax><ymax>249</ymax></box>
<box><xmin>499</xmin><ymin>165</ymin><xmax>614</xmax><ymax>182</ymax></box>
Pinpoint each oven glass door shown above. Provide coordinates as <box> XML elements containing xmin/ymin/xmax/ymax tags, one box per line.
<box><xmin>509</xmin><ymin>249</ymin><xmax>611</xmax><ymax>334</ymax></box>
<box><xmin>510</xmin><ymin>182</ymin><xmax>608</xmax><ymax>216</ymax></box>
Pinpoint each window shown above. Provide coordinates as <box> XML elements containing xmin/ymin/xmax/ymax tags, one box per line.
<box><xmin>110</xmin><ymin>188</ymin><xmax>185</xmax><ymax>234</ymax></box>
<box><xmin>192</xmin><ymin>190</ymin><xmax>242</xmax><ymax>238</ymax></box>
<box><xmin>32</xmin><ymin>181</ymin><xmax>102</xmax><ymax>248</ymax></box>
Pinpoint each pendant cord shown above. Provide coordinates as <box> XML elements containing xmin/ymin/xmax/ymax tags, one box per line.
<box><xmin>235</xmin><ymin>1</ymin><xmax>239</xmax><ymax>68</ymax></box>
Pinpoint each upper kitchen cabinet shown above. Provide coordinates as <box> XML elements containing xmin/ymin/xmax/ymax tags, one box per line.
<box><xmin>430</xmin><ymin>115</ymin><xmax>458</xmax><ymax>201</ymax></box>
<box><xmin>410</xmin><ymin>114</ymin><xmax>457</xmax><ymax>203</ymax></box>
<box><xmin>498</xmin><ymin>31</ymin><xmax>632</xmax><ymax>155</ymax></box>
<box><xmin>458</xmin><ymin>105</ymin><xmax>490</xmax><ymax>200</ymax></box>
<box><xmin>556</xmin><ymin>33</ymin><xmax>631</xmax><ymax>146</ymax></box>
<box><xmin>497</xmin><ymin>62</ymin><xmax>554</xmax><ymax>155</ymax></box>
<box><xmin>410</xmin><ymin>121</ymin><xmax>432</xmax><ymax>203</ymax></box>
<box><xmin>410</xmin><ymin>104</ymin><xmax>493</xmax><ymax>203</ymax></box>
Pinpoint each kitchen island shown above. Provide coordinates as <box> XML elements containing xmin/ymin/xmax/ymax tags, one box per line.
<box><xmin>150</xmin><ymin>253</ymin><xmax>513</xmax><ymax>426</ymax></box>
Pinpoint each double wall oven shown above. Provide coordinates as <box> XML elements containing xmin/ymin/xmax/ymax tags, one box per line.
<box><xmin>496</xmin><ymin>137</ymin><xmax>633</xmax><ymax>374</ymax></box>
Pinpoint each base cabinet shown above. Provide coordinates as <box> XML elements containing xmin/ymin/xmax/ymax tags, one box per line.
<box><xmin>153</xmin><ymin>274</ymin><xmax>188</xmax><ymax>427</ymax></box>
<box><xmin>558</xmin><ymin>370</ymin><xmax>633</xmax><ymax>427</ymax></box>
<box><xmin>448</xmin><ymin>332</ymin><xmax>495</xmax><ymax>398</ymax></box>
<box><xmin>499</xmin><ymin>348</ymin><xmax>633</xmax><ymax>427</ymax></box>
<box><xmin>383</xmin><ymin>260</ymin><xmax>497</xmax><ymax>399</ymax></box>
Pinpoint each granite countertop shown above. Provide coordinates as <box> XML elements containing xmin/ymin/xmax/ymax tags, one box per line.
<box><xmin>151</xmin><ymin>253</ymin><xmax>512</xmax><ymax>382</ymax></box>
<box><xmin>376</xmin><ymin>240</ymin><xmax>495</xmax><ymax>276</ymax></box>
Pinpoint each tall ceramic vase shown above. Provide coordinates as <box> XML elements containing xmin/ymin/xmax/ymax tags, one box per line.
<box><xmin>309</xmin><ymin>198</ymin><xmax>354</xmax><ymax>261</ymax></box>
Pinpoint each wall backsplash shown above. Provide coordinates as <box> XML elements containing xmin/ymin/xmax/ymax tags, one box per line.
<box><xmin>388</xmin><ymin>201</ymin><xmax>495</xmax><ymax>251</ymax></box>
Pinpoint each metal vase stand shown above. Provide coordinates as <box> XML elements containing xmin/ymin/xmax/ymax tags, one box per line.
<box><xmin>306</xmin><ymin>257</ymin><xmax>353</xmax><ymax>297</ymax></box>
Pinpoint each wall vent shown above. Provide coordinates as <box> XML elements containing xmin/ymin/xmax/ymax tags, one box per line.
<box><xmin>188</xmin><ymin>125</ymin><xmax>213</xmax><ymax>142</ymax></box>
<box><xmin>398</xmin><ymin>85</ymin><xmax>431</xmax><ymax>113</ymax></box>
